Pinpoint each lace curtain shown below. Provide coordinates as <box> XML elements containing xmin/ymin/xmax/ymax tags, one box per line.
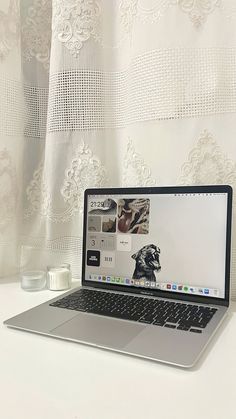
<box><xmin>1</xmin><ymin>0</ymin><xmax>236</xmax><ymax>298</ymax></box>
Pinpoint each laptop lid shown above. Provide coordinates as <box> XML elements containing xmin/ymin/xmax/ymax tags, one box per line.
<box><xmin>82</xmin><ymin>185</ymin><xmax>232</xmax><ymax>307</ymax></box>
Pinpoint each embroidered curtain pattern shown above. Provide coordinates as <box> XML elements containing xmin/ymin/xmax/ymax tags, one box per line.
<box><xmin>1</xmin><ymin>0</ymin><xmax>236</xmax><ymax>298</ymax></box>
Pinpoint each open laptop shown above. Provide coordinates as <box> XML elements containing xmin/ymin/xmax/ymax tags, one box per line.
<box><xmin>4</xmin><ymin>185</ymin><xmax>232</xmax><ymax>368</ymax></box>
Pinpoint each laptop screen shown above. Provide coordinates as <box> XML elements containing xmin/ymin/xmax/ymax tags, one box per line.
<box><xmin>83</xmin><ymin>188</ymin><xmax>230</xmax><ymax>300</ymax></box>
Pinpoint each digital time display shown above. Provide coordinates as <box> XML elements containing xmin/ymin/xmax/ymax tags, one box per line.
<box><xmin>90</xmin><ymin>201</ymin><xmax>105</xmax><ymax>208</ymax></box>
<box><xmin>88</xmin><ymin>197</ymin><xmax>118</xmax><ymax>215</ymax></box>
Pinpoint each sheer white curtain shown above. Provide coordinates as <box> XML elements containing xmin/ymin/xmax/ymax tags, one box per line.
<box><xmin>1</xmin><ymin>0</ymin><xmax>236</xmax><ymax>297</ymax></box>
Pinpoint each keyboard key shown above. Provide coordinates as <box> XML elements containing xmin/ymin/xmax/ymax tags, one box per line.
<box><xmin>152</xmin><ymin>320</ymin><xmax>165</xmax><ymax>326</ymax></box>
<box><xmin>190</xmin><ymin>328</ymin><xmax>202</xmax><ymax>333</ymax></box>
<box><xmin>139</xmin><ymin>318</ymin><xmax>153</xmax><ymax>324</ymax></box>
<box><xmin>177</xmin><ymin>325</ymin><xmax>190</xmax><ymax>331</ymax></box>
<box><xmin>164</xmin><ymin>324</ymin><xmax>176</xmax><ymax>329</ymax></box>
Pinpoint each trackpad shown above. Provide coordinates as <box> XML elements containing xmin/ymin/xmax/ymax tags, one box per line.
<box><xmin>51</xmin><ymin>314</ymin><xmax>145</xmax><ymax>349</ymax></box>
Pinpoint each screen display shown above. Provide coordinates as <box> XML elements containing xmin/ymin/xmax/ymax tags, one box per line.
<box><xmin>84</xmin><ymin>191</ymin><xmax>228</xmax><ymax>299</ymax></box>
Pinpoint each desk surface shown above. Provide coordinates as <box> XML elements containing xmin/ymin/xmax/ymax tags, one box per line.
<box><xmin>1</xmin><ymin>280</ymin><xmax>236</xmax><ymax>419</ymax></box>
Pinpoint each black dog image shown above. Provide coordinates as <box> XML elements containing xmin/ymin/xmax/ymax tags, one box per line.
<box><xmin>132</xmin><ymin>244</ymin><xmax>161</xmax><ymax>282</ymax></box>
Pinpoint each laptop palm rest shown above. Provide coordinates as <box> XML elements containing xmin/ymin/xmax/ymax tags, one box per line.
<box><xmin>51</xmin><ymin>314</ymin><xmax>145</xmax><ymax>349</ymax></box>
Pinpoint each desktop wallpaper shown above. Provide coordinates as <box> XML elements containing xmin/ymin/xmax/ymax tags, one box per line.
<box><xmin>85</xmin><ymin>193</ymin><xmax>227</xmax><ymax>298</ymax></box>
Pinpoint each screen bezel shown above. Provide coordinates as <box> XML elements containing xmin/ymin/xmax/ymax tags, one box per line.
<box><xmin>82</xmin><ymin>185</ymin><xmax>232</xmax><ymax>307</ymax></box>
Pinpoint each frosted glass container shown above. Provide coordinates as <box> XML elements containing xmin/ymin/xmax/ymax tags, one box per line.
<box><xmin>21</xmin><ymin>271</ymin><xmax>46</xmax><ymax>291</ymax></box>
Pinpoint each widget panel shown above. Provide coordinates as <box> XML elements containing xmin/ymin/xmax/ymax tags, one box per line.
<box><xmin>87</xmin><ymin>234</ymin><xmax>116</xmax><ymax>251</ymax></box>
<box><xmin>88</xmin><ymin>198</ymin><xmax>117</xmax><ymax>215</ymax></box>
<box><xmin>117</xmin><ymin>235</ymin><xmax>132</xmax><ymax>252</ymax></box>
<box><xmin>88</xmin><ymin>216</ymin><xmax>101</xmax><ymax>232</ymax></box>
<box><xmin>87</xmin><ymin>250</ymin><xmax>100</xmax><ymax>267</ymax></box>
<box><xmin>101</xmin><ymin>251</ymin><xmax>116</xmax><ymax>268</ymax></box>
<box><xmin>102</xmin><ymin>216</ymin><xmax>116</xmax><ymax>233</ymax></box>
<box><xmin>118</xmin><ymin>198</ymin><xmax>150</xmax><ymax>234</ymax></box>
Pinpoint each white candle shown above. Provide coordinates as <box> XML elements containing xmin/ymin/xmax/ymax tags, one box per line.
<box><xmin>47</xmin><ymin>267</ymin><xmax>71</xmax><ymax>291</ymax></box>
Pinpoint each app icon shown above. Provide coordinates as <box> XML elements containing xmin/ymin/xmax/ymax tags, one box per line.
<box><xmin>204</xmin><ymin>288</ymin><xmax>209</xmax><ymax>294</ymax></box>
<box><xmin>117</xmin><ymin>235</ymin><xmax>132</xmax><ymax>252</ymax></box>
<box><xmin>198</xmin><ymin>288</ymin><xmax>203</xmax><ymax>293</ymax></box>
<box><xmin>106</xmin><ymin>276</ymin><xmax>111</xmax><ymax>282</ymax></box>
<box><xmin>167</xmin><ymin>284</ymin><xmax>171</xmax><ymax>289</ymax></box>
<box><xmin>102</xmin><ymin>276</ymin><xmax>106</xmax><ymax>281</ymax></box>
<box><xmin>115</xmin><ymin>277</ymin><xmax>120</xmax><ymax>283</ymax></box>
<box><xmin>111</xmin><ymin>277</ymin><xmax>115</xmax><ymax>282</ymax></box>
<box><xmin>156</xmin><ymin>283</ymin><xmax>160</xmax><ymax>288</ymax></box>
<box><xmin>100</xmin><ymin>235</ymin><xmax>115</xmax><ymax>251</ymax></box>
<box><xmin>151</xmin><ymin>282</ymin><xmax>156</xmax><ymax>287</ymax></box>
<box><xmin>145</xmin><ymin>281</ymin><xmax>150</xmax><ymax>287</ymax></box>
<box><xmin>98</xmin><ymin>275</ymin><xmax>102</xmax><ymax>281</ymax></box>
<box><xmin>184</xmin><ymin>286</ymin><xmax>188</xmax><ymax>292</ymax></box>
<box><xmin>130</xmin><ymin>279</ymin><xmax>134</xmax><ymax>285</ymax></box>
<box><xmin>178</xmin><ymin>285</ymin><xmax>183</xmax><ymax>291</ymax></box>
<box><xmin>140</xmin><ymin>280</ymin><xmax>145</xmax><ymax>286</ymax></box>
<box><xmin>172</xmin><ymin>284</ymin><xmax>177</xmax><ymax>290</ymax></box>
<box><xmin>125</xmin><ymin>278</ymin><xmax>130</xmax><ymax>285</ymax></box>
<box><xmin>101</xmin><ymin>251</ymin><xmax>115</xmax><ymax>268</ymax></box>
<box><xmin>120</xmin><ymin>278</ymin><xmax>124</xmax><ymax>284</ymax></box>
<box><xmin>135</xmin><ymin>280</ymin><xmax>140</xmax><ymax>286</ymax></box>
<box><xmin>87</xmin><ymin>250</ymin><xmax>100</xmax><ymax>267</ymax></box>
<box><xmin>190</xmin><ymin>287</ymin><xmax>194</xmax><ymax>293</ymax></box>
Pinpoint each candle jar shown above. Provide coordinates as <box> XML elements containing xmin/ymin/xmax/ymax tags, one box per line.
<box><xmin>21</xmin><ymin>271</ymin><xmax>46</xmax><ymax>292</ymax></box>
<box><xmin>46</xmin><ymin>264</ymin><xmax>72</xmax><ymax>291</ymax></box>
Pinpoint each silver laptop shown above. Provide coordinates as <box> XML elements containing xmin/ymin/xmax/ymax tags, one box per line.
<box><xmin>4</xmin><ymin>185</ymin><xmax>232</xmax><ymax>368</ymax></box>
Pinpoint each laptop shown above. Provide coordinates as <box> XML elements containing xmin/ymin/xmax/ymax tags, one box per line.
<box><xmin>4</xmin><ymin>185</ymin><xmax>232</xmax><ymax>368</ymax></box>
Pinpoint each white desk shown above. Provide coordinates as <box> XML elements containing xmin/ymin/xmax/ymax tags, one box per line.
<box><xmin>1</xmin><ymin>280</ymin><xmax>236</xmax><ymax>419</ymax></box>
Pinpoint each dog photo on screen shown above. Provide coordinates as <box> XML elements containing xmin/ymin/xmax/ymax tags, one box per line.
<box><xmin>132</xmin><ymin>244</ymin><xmax>161</xmax><ymax>282</ymax></box>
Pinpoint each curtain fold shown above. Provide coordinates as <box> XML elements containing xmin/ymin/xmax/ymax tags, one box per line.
<box><xmin>1</xmin><ymin>0</ymin><xmax>236</xmax><ymax>298</ymax></box>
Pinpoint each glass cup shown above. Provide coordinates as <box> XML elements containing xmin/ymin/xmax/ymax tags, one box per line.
<box><xmin>21</xmin><ymin>271</ymin><xmax>46</xmax><ymax>291</ymax></box>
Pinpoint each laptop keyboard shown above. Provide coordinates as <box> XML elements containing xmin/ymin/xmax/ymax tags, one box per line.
<box><xmin>50</xmin><ymin>288</ymin><xmax>218</xmax><ymax>333</ymax></box>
